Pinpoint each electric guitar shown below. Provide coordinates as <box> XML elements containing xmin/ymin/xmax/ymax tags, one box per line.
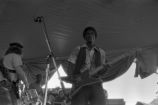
<box><xmin>61</xmin><ymin>52</ymin><xmax>131</xmax><ymax>98</ymax></box>
<box><xmin>61</xmin><ymin>65</ymin><xmax>109</xmax><ymax>98</ymax></box>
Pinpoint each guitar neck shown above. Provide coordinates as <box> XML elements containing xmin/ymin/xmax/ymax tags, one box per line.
<box><xmin>89</xmin><ymin>66</ymin><xmax>104</xmax><ymax>76</ymax></box>
<box><xmin>90</xmin><ymin>53</ymin><xmax>130</xmax><ymax>76</ymax></box>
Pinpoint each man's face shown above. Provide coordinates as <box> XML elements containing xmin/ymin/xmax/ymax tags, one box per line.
<box><xmin>84</xmin><ymin>30</ymin><xmax>96</xmax><ymax>44</ymax></box>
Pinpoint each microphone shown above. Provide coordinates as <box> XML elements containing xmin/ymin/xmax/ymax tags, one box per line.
<box><xmin>34</xmin><ymin>16</ymin><xmax>44</xmax><ymax>23</ymax></box>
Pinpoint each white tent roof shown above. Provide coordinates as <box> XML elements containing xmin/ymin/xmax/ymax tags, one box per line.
<box><xmin>0</xmin><ymin>0</ymin><xmax>158</xmax><ymax>59</ymax></box>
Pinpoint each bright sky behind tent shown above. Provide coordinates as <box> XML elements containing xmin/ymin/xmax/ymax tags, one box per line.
<box><xmin>46</xmin><ymin>64</ymin><xmax>158</xmax><ymax>105</ymax></box>
<box><xmin>43</xmin><ymin>65</ymin><xmax>72</xmax><ymax>89</ymax></box>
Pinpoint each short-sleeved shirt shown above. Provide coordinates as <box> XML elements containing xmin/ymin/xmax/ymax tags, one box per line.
<box><xmin>68</xmin><ymin>44</ymin><xmax>106</xmax><ymax>70</ymax></box>
<box><xmin>3</xmin><ymin>53</ymin><xmax>23</xmax><ymax>81</ymax></box>
<box><xmin>3</xmin><ymin>53</ymin><xmax>23</xmax><ymax>70</ymax></box>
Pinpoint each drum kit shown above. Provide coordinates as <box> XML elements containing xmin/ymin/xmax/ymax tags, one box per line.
<box><xmin>20</xmin><ymin>89</ymin><xmax>42</xmax><ymax>105</ymax></box>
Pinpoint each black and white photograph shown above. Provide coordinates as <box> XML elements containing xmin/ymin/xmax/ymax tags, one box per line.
<box><xmin>0</xmin><ymin>0</ymin><xmax>158</xmax><ymax>105</ymax></box>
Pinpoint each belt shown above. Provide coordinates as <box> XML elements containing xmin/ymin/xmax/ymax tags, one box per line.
<box><xmin>9</xmin><ymin>70</ymin><xmax>16</xmax><ymax>73</ymax></box>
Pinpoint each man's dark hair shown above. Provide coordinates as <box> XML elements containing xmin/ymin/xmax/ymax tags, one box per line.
<box><xmin>9</xmin><ymin>42</ymin><xmax>23</xmax><ymax>48</ymax></box>
<box><xmin>5</xmin><ymin>42</ymin><xmax>23</xmax><ymax>55</ymax></box>
<box><xmin>83</xmin><ymin>26</ymin><xmax>97</xmax><ymax>39</ymax></box>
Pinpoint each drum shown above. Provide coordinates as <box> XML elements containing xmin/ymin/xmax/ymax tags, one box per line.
<box><xmin>21</xmin><ymin>89</ymin><xmax>39</xmax><ymax>105</ymax></box>
<box><xmin>26</xmin><ymin>89</ymin><xmax>38</xmax><ymax>100</ymax></box>
<box><xmin>21</xmin><ymin>94</ymin><xmax>30</xmax><ymax>105</ymax></box>
<box><xmin>26</xmin><ymin>89</ymin><xmax>39</xmax><ymax>103</ymax></box>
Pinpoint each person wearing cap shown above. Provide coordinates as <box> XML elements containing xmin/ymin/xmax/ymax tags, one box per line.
<box><xmin>66</xmin><ymin>26</ymin><xmax>107</xmax><ymax>105</ymax></box>
<box><xmin>2</xmin><ymin>42</ymin><xmax>29</xmax><ymax>105</ymax></box>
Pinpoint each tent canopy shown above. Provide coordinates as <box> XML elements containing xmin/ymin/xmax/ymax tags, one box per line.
<box><xmin>0</xmin><ymin>0</ymin><xmax>158</xmax><ymax>83</ymax></box>
<box><xmin>0</xmin><ymin>0</ymin><xmax>158</xmax><ymax>59</ymax></box>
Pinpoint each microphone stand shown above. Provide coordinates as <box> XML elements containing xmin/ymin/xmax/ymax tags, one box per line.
<box><xmin>34</xmin><ymin>16</ymin><xmax>67</xmax><ymax>105</ymax></box>
<box><xmin>43</xmin><ymin>55</ymin><xmax>50</xmax><ymax>105</ymax></box>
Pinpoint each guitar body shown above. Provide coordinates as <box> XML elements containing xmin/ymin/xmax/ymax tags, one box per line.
<box><xmin>61</xmin><ymin>70</ymin><xmax>102</xmax><ymax>98</ymax></box>
<box><xmin>61</xmin><ymin>52</ymin><xmax>128</xmax><ymax>99</ymax></box>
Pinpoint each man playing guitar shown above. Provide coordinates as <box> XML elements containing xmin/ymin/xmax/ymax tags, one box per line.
<box><xmin>65</xmin><ymin>26</ymin><xmax>108</xmax><ymax>105</ymax></box>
